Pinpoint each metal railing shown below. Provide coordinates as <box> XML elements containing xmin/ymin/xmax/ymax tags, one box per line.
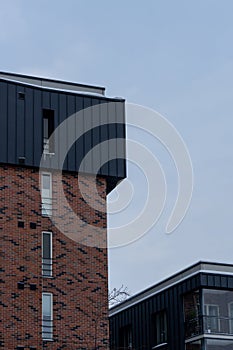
<box><xmin>203</xmin><ymin>315</ymin><xmax>233</xmax><ymax>335</ymax></box>
<box><xmin>185</xmin><ymin>315</ymin><xmax>233</xmax><ymax>339</ymax></box>
<box><xmin>41</xmin><ymin>198</ymin><xmax>52</xmax><ymax>217</ymax></box>
<box><xmin>42</xmin><ymin>258</ymin><xmax>52</xmax><ymax>277</ymax></box>
<box><xmin>42</xmin><ymin>317</ymin><xmax>53</xmax><ymax>340</ymax></box>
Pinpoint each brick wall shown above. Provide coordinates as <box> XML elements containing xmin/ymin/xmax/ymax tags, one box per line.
<box><xmin>0</xmin><ymin>164</ymin><xmax>109</xmax><ymax>349</ymax></box>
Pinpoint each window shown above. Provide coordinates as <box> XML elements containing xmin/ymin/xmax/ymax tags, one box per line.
<box><xmin>205</xmin><ymin>338</ymin><xmax>233</xmax><ymax>349</ymax></box>
<box><xmin>42</xmin><ymin>293</ymin><xmax>53</xmax><ymax>340</ymax></box>
<box><xmin>228</xmin><ymin>302</ymin><xmax>233</xmax><ymax>334</ymax></box>
<box><xmin>41</xmin><ymin>173</ymin><xmax>52</xmax><ymax>217</ymax></box>
<box><xmin>204</xmin><ymin>304</ymin><xmax>220</xmax><ymax>333</ymax></box>
<box><xmin>42</xmin><ymin>232</ymin><xmax>52</xmax><ymax>277</ymax></box>
<box><xmin>185</xmin><ymin>339</ymin><xmax>202</xmax><ymax>350</ymax></box>
<box><xmin>43</xmin><ymin>109</ymin><xmax>54</xmax><ymax>154</ymax></box>
<box><xmin>119</xmin><ymin>325</ymin><xmax>132</xmax><ymax>349</ymax></box>
<box><xmin>151</xmin><ymin>310</ymin><xmax>167</xmax><ymax>347</ymax></box>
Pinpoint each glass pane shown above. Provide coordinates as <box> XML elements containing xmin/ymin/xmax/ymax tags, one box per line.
<box><xmin>42</xmin><ymin>294</ymin><xmax>52</xmax><ymax>317</ymax></box>
<box><xmin>206</xmin><ymin>339</ymin><xmax>233</xmax><ymax>349</ymax></box>
<box><xmin>42</xmin><ymin>174</ymin><xmax>50</xmax><ymax>190</ymax></box>
<box><xmin>43</xmin><ymin>118</ymin><xmax>49</xmax><ymax>139</ymax></box>
<box><xmin>119</xmin><ymin>325</ymin><xmax>132</xmax><ymax>348</ymax></box>
<box><xmin>43</xmin><ymin>233</ymin><xmax>51</xmax><ymax>259</ymax></box>
<box><xmin>229</xmin><ymin>303</ymin><xmax>233</xmax><ymax>333</ymax></box>
<box><xmin>151</xmin><ymin>310</ymin><xmax>167</xmax><ymax>346</ymax></box>
<box><xmin>203</xmin><ymin>289</ymin><xmax>233</xmax><ymax>335</ymax></box>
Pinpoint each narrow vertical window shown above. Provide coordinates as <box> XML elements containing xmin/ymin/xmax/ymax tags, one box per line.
<box><xmin>43</xmin><ymin>109</ymin><xmax>54</xmax><ymax>154</ymax></box>
<box><xmin>42</xmin><ymin>232</ymin><xmax>52</xmax><ymax>277</ymax></box>
<box><xmin>151</xmin><ymin>310</ymin><xmax>168</xmax><ymax>346</ymax></box>
<box><xmin>119</xmin><ymin>325</ymin><xmax>132</xmax><ymax>349</ymax></box>
<box><xmin>41</xmin><ymin>172</ymin><xmax>52</xmax><ymax>217</ymax></box>
<box><xmin>42</xmin><ymin>293</ymin><xmax>53</xmax><ymax>340</ymax></box>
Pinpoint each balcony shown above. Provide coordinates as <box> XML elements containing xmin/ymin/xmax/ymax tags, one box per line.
<box><xmin>185</xmin><ymin>315</ymin><xmax>233</xmax><ymax>339</ymax></box>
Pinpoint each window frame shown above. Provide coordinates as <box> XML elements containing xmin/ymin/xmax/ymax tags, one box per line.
<box><xmin>151</xmin><ymin>309</ymin><xmax>168</xmax><ymax>347</ymax></box>
<box><xmin>119</xmin><ymin>324</ymin><xmax>133</xmax><ymax>349</ymax></box>
<box><xmin>42</xmin><ymin>292</ymin><xmax>53</xmax><ymax>341</ymax></box>
<box><xmin>204</xmin><ymin>304</ymin><xmax>220</xmax><ymax>333</ymax></box>
<box><xmin>43</xmin><ymin>109</ymin><xmax>55</xmax><ymax>154</ymax></box>
<box><xmin>42</xmin><ymin>231</ymin><xmax>52</xmax><ymax>277</ymax></box>
<box><xmin>41</xmin><ymin>172</ymin><xmax>52</xmax><ymax>217</ymax></box>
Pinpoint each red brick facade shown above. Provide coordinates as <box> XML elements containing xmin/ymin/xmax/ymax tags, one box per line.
<box><xmin>0</xmin><ymin>164</ymin><xmax>109</xmax><ymax>349</ymax></box>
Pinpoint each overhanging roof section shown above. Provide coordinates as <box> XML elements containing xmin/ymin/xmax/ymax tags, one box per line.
<box><xmin>0</xmin><ymin>71</ymin><xmax>106</xmax><ymax>96</ymax></box>
<box><xmin>0</xmin><ymin>73</ymin><xmax>126</xmax><ymax>189</ymax></box>
<box><xmin>109</xmin><ymin>261</ymin><xmax>233</xmax><ymax>316</ymax></box>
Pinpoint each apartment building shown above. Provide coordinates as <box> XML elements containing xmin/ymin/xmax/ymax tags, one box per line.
<box><xmin>0</xmin><ymin>72</ymin><xmax>126</xmax><ymax>349</ymax></box>
<box><xmin>110</xmin><ymin>261</ymin><xmax>233</xmax><ymax>350</ymax></box>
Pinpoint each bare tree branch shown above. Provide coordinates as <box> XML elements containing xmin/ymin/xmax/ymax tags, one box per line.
<box><xmin>109</xmin><ymin>285</ymin><xmax>130</xmax><ymax>306</ymax></box>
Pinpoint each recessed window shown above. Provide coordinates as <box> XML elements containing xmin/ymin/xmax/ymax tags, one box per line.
<box><xmin>42</xmin><ymin>293</ymin><xmax>53</xmax><ymax>340</ymax></box>
<box><xmin>18</xmin><ymin>92</ymin><xmax>25</xmax><ymax>100</ymax></box>
<box><xmin>42</xmin><ymin>232</ymin><xmax>52</xmax><ymax>277</ymax></box>
<box><xmin>43</xmin><ymin>109</ymin><xmax>54</xmax><ymax>154</ymax></box>
<box><xmin>119</xmin><ymin>325</ymin><xmax>132</xmax><ymax>349</ymax></box>
<box><xmin>151</xmin><ymin>310</ymin><xmax>167</xmax><ymax>347</ymax></box>
<box><xmin>30</xmin><ymin>222</ymin><xmax>36</xmax><ymax>229</ymax></box>
<box><xmin>18</xmin><ymin>221</ymin><xmax>24</xmax><ymax>228</ymax></box>
<box><xmin>17</xmin><ymin>282</ymin><xmax>24</xmax><ymax>290</ymax></box>
<box><xmin>41</xmin><ymin>173</ymin><xmax>52</xmax><ymax>217</ymax></box>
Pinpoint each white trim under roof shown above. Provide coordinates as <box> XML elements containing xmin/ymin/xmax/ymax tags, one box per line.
<box><xmin>185</xmin><ymin>334</ymin><xmax>233</xmax><ymax>343</ymax></box>
<box><xmin>109</xmin><ymin>261</ymin><xmax>233</xmax><ymax>317</ymax></box>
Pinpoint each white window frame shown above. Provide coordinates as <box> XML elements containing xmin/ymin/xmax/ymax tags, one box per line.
<box><xmin>204</xmin><ymin>304</ymin><xmax>220</xmax><ymax>333</ymax></box>
<box><xmin>42</xmin><ymin>232</ymin><xmax>52</xmax><ymax>277</ymax></box>
<box><xmin>42</xmin><ymin>292</ymin><xmax>53</xmax><ymax>340</ymax></box>
<box><xmin>41</xmin><ymin>172</ymin><xmax>52</xmax><ymax>217</ymax></box>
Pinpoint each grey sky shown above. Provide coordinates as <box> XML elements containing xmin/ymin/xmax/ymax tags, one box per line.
<box><xmin>1</xmin><ymin>0</ymin><xmax>233</xmax><ymax>294</ymax></box>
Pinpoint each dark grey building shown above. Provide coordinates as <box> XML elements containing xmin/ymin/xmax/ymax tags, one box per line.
<box><xmin>0</xmin><ymin>71</ymin><xmax>126</xmax><ymax>192</ymax></box>
<box><xmin>109</xmin><ymin>261</ymin><xmax>233</xmax><ymax>350</ymax></box>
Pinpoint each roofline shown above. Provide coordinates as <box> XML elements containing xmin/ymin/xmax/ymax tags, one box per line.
<box><xmin>109</xmin><ymin>261</ymin><xmax>233</xmax><ymax>316</ymax></box>
<box><xmin>0</xmin><ymin>76</ymin><xmax>125</xmax><ymax>103</ymax></box>
<box><xmin>0</xmin><ymin>71</ymin><xmax>106</xmax><ymax>96</ymax></box>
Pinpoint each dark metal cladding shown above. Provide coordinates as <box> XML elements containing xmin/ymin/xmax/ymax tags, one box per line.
<box><xmin>0</xmin><ymin>75</ymin><xmax>126</xmax><ymax>192</ymax></box>
<box><xmin>109</xmin><ymin>261</ymin><xmax>233</xmax><ymax>350</ymax></box>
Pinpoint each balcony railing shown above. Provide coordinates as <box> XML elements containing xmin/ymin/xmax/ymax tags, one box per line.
<box><xmin>43</xmin><ymin>138</ymin><xmax>55</xmax><ymax>156</ymax></box>
<box><xmin>42</xmin><ymin>317</ymin><xmax>53</xmax><ymax>340</ymax></box>
<box><xmin>185</xmin><ymin>316</ymin><xmax>233</xmax><ymax>339</ymax></box>
<box><xmin>41</xmin><ymin>198</ymin><xmax>52</xmax><ymax>217</ymax></box>
<box><xmin>42</xmin><ymin>258</ymin><xmax>52</xmax><ymax>277</ymax></box>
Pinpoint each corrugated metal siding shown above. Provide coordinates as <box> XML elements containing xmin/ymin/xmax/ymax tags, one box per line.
<box><xmin>0</xmin><ymin>80</ymin><xmax>126</xmax><ymax>182</ymax></box>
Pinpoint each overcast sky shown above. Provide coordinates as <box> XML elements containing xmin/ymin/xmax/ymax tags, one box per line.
<box><xmin>1</xmin><ymin>0</ymin><xmax>233</xmax><ymax>295</ymax></box>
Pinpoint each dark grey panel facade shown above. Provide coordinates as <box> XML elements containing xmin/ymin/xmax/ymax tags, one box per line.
<box><xmin>0</xmin><ymin>78</ymin><xmax>126</xmax><ymax>188</ymax></box>
<box><xmin>109</xmin><ymin>262</ymin><xmax>233</xmax><ymax>350</ymax></box>
<box><xmin>0</xmin><ymin>71</ymin><xmax>106</xmax><ymax>95</ymax></box>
